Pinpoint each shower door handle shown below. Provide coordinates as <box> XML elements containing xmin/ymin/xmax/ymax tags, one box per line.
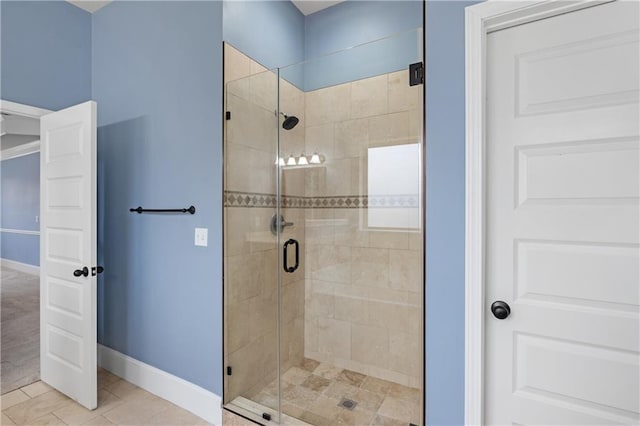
<box><xmin>283</xmin><ymin>238</ymin><xmax>299</xmax><ymax>273</ymax></box>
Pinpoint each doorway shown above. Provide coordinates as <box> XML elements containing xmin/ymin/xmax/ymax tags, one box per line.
<box><xmin>1</xmin><ymin>101</ymin><xmax>47</xmax><ymax>395</ymax></box>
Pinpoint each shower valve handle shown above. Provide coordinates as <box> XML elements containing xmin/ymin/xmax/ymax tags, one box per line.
<box><xmin>270</xmin><ymin>214</ymin><xmax>294</xmax><ymax>235</ymax></box>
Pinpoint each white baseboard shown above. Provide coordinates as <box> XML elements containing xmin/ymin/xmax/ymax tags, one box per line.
<box><xmin>97</xmin><ymin>344</ymin><xmax>222</xmax><ymax>425</ymax></box>
<box><xmin>1</xmin><ymin>258</ymin><xmax>40</xmax><ymax>276</ymax></box>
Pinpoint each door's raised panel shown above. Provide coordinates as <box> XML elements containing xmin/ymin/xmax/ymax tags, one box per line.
<box><xmin>514</xmin><ymin>333</ymin><xmax>640</xmax><ymax>422</ymax></box>
<box><xmin>516</xmin><ymin>31</ymin><xmax>640</xmax><ymax>116</ymax></box>
<box><xmin>515</xmin><ymin>240</ymin><xmax>640</xmax><ymax>311</ymax></box>
<box><xmin>46</xmin><ymin>325</ymin><xmax>83</xmax><ymax>371</ymax></box>
<box><xmin>516</xmin><ymin>138</ymin><xmax>640</xmax><ymax>205</ymax></box>
<box><xmin>45</xmin><ymin>124</ymin><xmax>83</xmax><ymax>163</ymax></box>
<box><xmin>46</xmin><ymin>177</ymin><xmax>83</xmax><ymax>209</ymax></box>
<box><xmin>46</xmin><ymin>228</ymin><xmax>83</xmax><ymax>264</ymax></box>
<box><xmin>47</xmin><ymin>278</ymin><xmax>83</xmax><ymax>318</ymax></box>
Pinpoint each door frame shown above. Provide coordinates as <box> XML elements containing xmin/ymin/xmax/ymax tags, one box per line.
<box><xmin>463</xmin><ymin>1</ymin><xmax>614</xmax><ymax>424</ymax></box>
<box><xmin>0</xmin><ymin>100</ymin><xmax>51</xmax><ymax>160</ymax></box>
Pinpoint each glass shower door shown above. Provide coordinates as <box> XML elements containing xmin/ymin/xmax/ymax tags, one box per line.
<box><xmin>223</xmin><ymin>51</ymin><xmax>281</xmax><ymax>422</ymax></box>
<box><xmin>275</xmin><ymin>29</ymin><xmax>425</xmax><ymax>425</ymax></box>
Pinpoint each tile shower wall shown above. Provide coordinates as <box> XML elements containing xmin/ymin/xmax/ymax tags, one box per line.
<box><xmin>223</xmin><ymin>44</ymin><xmax>306</xmax><ymax>403</ymax></box>
<box><xmin>302</xmin><ymin>71</ymin><xmax>423</xmax><ymax>388</ymax></box>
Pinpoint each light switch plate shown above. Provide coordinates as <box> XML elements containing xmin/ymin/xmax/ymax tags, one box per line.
<box><xmin>195</xmin><ymin>228</ymin><xmax>208</xmax><ymax>247</ymax></box>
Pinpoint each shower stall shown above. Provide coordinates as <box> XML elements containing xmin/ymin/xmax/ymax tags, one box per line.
<box><xmin>223</xmin><ymin>30</ymin><xmax>424</xmax><ymax>425</ymax></box>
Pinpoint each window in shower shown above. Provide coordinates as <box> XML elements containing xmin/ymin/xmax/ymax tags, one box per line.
<box><xmin>367</xmin><ymin>143</ymin><xmax>421</xmax><ymax>230</ymax></box>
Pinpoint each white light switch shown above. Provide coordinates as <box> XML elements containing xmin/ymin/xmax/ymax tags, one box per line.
<box><xmin>195</xmin><ymin>228</ymin><xmax>208</xmax><ymax>247</ymax></box>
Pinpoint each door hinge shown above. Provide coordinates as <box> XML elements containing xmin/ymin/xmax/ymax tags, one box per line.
<box><xmin>409</xmin><ymin>62</ymin><xmax>424</xmax><ymax>86</ymax></box>
<box><xmin>225</xmin><ymin>111</ymin><xmax>231</xmax><ymax>120</ymax></box>
<box><xmin>262</xmin><ymin>413</ymin><xmax>272</xmax><ymax>421</ymax></box>
<box><xmin>226</xmin><ymin>366</ymin><xmax>232</xmax><ymax>376</ymax></box>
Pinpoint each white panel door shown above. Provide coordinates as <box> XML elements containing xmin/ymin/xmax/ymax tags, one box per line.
<box><xmin>40</xmin><ymin>101</ymin><xmax>97</xmax><ymax>410</ymax></box>
<box><xmin>485</xmin><ymin>2</ymin><xmax>639</xmax><ymax>425</ymax></box>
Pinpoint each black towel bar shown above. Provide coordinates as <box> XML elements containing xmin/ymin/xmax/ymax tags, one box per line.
<box><xmin>129</xmin><ymin>206</ymin><xmax>196</xmax><ymax>214</ymax></box>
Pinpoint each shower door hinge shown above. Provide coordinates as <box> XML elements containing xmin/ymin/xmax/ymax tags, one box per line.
<box><xmin>226</xmin><ymin>366</ymin><xmax>232</xmax><ymax>376</ymax></box>
<box><xmin>409</xmin><ymin>62</ymin><xmax>424</xmax><ymax>86</ymax></box>
<box><xmin>225</xmin><ymin>111</ymin><xmax>231</xmax><ymax>120</ymax></box>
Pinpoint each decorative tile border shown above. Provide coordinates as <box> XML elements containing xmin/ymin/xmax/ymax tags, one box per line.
<box><xmin>224</xmin><ymin>191</ymin><xmax>420</xmax><ymax>209</ymax></box>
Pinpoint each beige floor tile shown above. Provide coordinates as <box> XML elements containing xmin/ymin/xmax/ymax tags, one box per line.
<box><xmin>253</xmin><ymin>392</ymin><xmax>277</xmax><ymax>410</ymax></box>
<box><xmin>1</xmin><ymin>412</ymin><xmax>16</xmax><ymax>425</ymax></box>
<box><xmin>298</xmin><ymin>410</ymin><xmax>332</xmax><ymax>426</ymax></box>
<box><xmin>3</xmin><ymin>390</ymin><xmax>73</xmax><ymax>425</ymax></box>
<box><xmin>377</xmin><ymin>396</ymin><xmax>420</xmax><ymax>423</ymax></box>
<box><xmin>307</xmin><ymin>395</ymin><xmax>341</xmax><ymax>416</ymax></box>
<box><xmin>28</xmin><ymin>413</ymin><xmax>66</xmax><ymax>425</ymax></box>
<box><xmin>336</xmin><ymin>370</ymin><xmax>366</xmax><ymax>387</ymax></box>
<box><xmin>146</xmin><ymin>404</ymin><xmax>209</xmax><ymax>425</ymax></box>
<box><xmin>53</xmin><ymin>389</ymin><xmax>122</xmax><ymax>425</ymax></box>
<box><xmin>300</xmin><ymin>375</ymin><xmax>330</xmax><ymax>393</ymax></box>
<box><xmin>1</xmin><ymin>390</ymin><xmax>30</xmax><ymax>411</ymax></box>
<box><xmin>281</xmin><ymin>367</ymin><xmax>311</xmax><ymax>386</ymax></box>
<box><xmin>370</xmin><ymin>414</ymin><xmax>406</xmax><ymax>426</ymax></box>
<box><xmin>361</xmin><ymin>377</ymin><xmax>395</xmax><ymax>395</ymax></box>
<box><xmin>101</xmin><ymin>395</ymin><xmax>171</xmax><ymax>425</ymax></box>
<box><xmin>222</xmin><ymin>409</ymin><xmax>255</xmax><ymax>426</ymax></box>
<box><xmin>299</xmin><ymin>358</ymin><xmax>320</xmax><ymax>373</ymax></box>
<box><xmin>96</xmin><ymin>370</ymin><xmax>120</xmax><ymax>390</ymax></box>
<box><xmin>312</xmin><ymin>363</ymin><xmax>342</xmax><ymax>381</ymax></box>
<box><xmin>323</xmin><ymin>381</ymin><xmax>359</xmax><ymax>401</ymax></box>
<box><xmin>20</xmin><ymin>382</ymin><xmax>53</xmax><ymax>399</ymax></box>
<box><xmin>353</xmin><ymin>388</ymin><xmax>385</xmax><ymax>412</ymax></box>
<box><xmin>281</xmin><ymin>402</ymin><xmax>305</xmax><ymax>419</ymax></box>
<box><xmin>102</xmin><ymin>380</ymin><xmax>152</xmax><ymax>402</ymax></box>
<box><xmin>331</xmin><ymin>406</ymin><xmax>376</xmax><ymax>426</ymax></box>
<box><xmin>282</xmin><ymin>385</ymin><xmax>321</xmax><ymax>410</ymax></box>
<box><xmin>244</xmin><ymin>358</ymin><xmax>423</xmax><ymax>425</ymax></box>
<box><xmin>81</xmin><ymin>416</ymin><xmax>115</xmax><ymax>426</ymax></box>
<box><xmin>387</xmin><ymin>383</ymin><xmax>421</xmax><ymax>403</ymax></box>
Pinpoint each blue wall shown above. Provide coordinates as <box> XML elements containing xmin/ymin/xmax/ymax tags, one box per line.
<box><xmin>0</xmin><ymin>153</ymin><xmax>40</xmax><ymax>266</ymax></box>
<box><xmin>92</xmin><ymin>1</ymin><xmax>223</xmax><ymax>394</ymax></box>
<box><xmin>0</xmin><ymin>3</ymin><xmax>479</xmax><ymax>421</ymax></box>
<box><xmin>303</xmin><ymin>0</ymin><xmax>421</xmax><ymax>90</ymax></box>
<box><xmin>425</xmin><ymin>1</ymin><xmax>479</xmax><ymax>424</ymax></box>
<box><xmin>222</xmin><ymin>0</ymin><xmax>422</xmax><ymax>91</ymax></box>
<box><xmin>0</xmin><ymin>1</ymin><xmax>92</xmax><ymax>111</ymax></box>
<box><xmin>223</xmin><ymin>0</ymin><xmax>305</xmax><ymax>70</ymax></box>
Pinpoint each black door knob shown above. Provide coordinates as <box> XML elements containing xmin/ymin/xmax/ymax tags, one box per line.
<box><xmin>73</xmin><ymin>267</ymin><xmax>89</xmax><ymax>277</ymax></box>
<box><xmin>491</xmin><ymin>301</ymin><xmax>511</xmax><ymax>319</ymax></box>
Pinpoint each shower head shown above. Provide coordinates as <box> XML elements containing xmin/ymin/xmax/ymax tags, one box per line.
<box><xmin>280</xmin><ymin>112</ymin><xmax>299</xmax><ymax>130</ymax></box>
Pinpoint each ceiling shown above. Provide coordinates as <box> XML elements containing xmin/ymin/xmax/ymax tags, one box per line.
<box><xmin>67</xmin><ymin>0</ymin><xmax>342</xmax><ymax>16</ymax></box>
<box><xmin>291</xmin><ymin>0</ymin><xmax>344</xmax><ymax>15</ymax></box>
<box><xmin>66</xmin><ymin>1</ymin><xmax>111</xmax><ymax>13</ymax></box>
<box><xmin>0</xmin><ymin>114</ymin><xmax>39</xmax><ymax>151</ymax></box>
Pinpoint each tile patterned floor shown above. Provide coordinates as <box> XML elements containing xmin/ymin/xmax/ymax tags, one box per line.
<box><xmin>1</xmin><ymin>369</ymin><xmax>210</xmax><ymax>425</ymax></box>
<box><xmin>222</xmin><ymin>409</ymin><xmax>259</xmax><ymax>426</ymax></box>
<box><xmin>250</xmin><ymin>358</ymin><xmax>421</xmax><ymax>426</ymax></box>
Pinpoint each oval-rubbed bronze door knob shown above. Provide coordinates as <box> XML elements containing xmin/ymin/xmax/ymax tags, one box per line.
<box><xmin>491</xmin><ymin>301</ymin><xmax>511</xmax><ymax>319</ymax></box>
<box><xmin>73</xmin><ymin>266</ymin><xmax>89</xmax><ymax>277</ymax></box>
